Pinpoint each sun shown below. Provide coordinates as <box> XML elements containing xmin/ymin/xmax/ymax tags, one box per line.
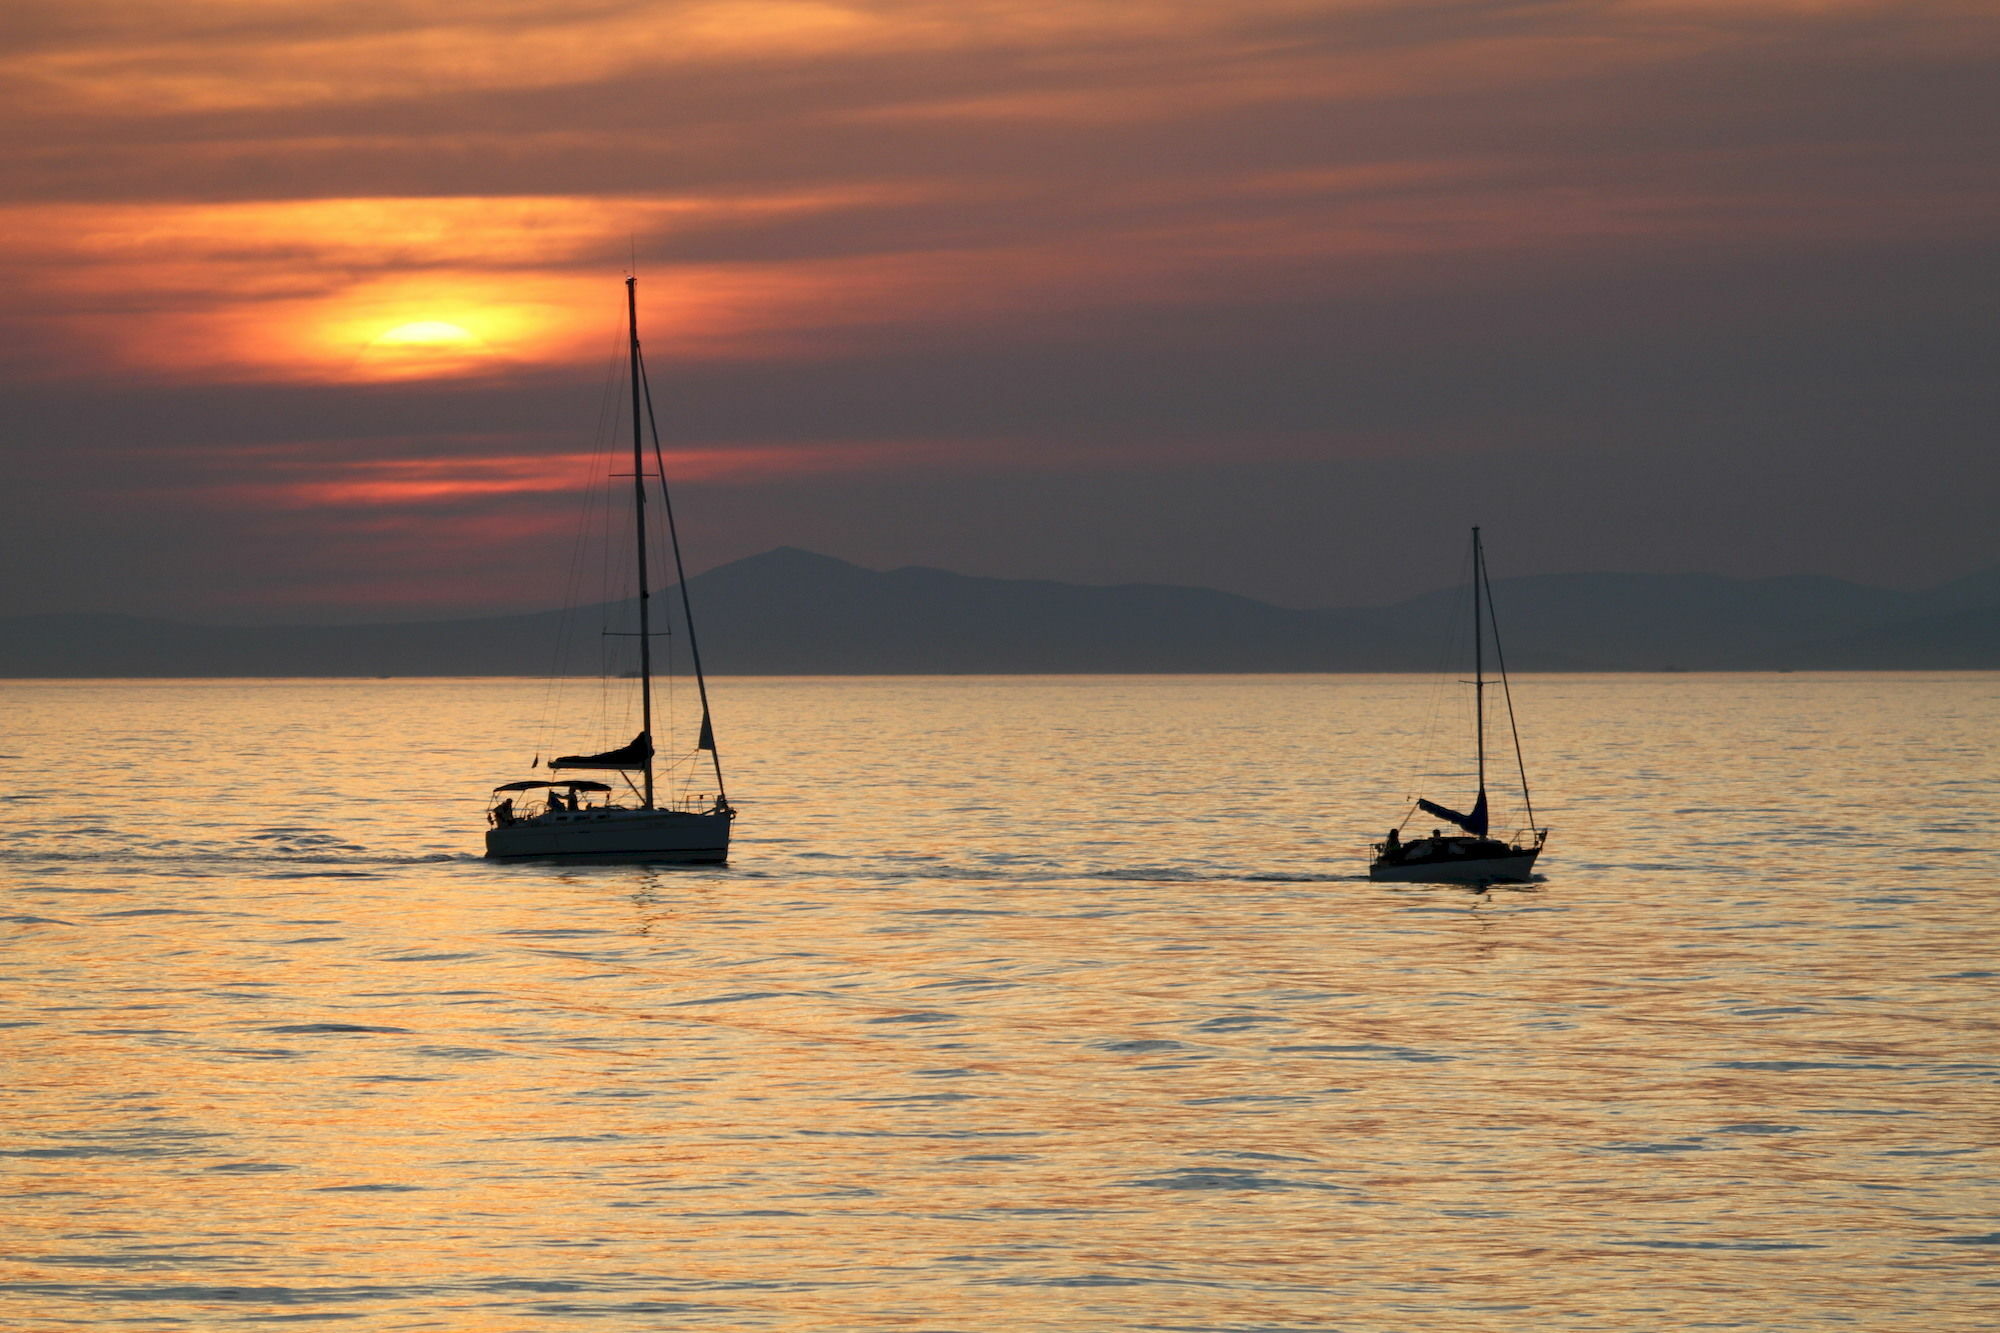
<box><xmin>375</xmin><ymin>320</ymin><xmax>478</xmax><ymax>347</ymax></box>
<box><xmin>351</xmin><ymin>318</ymin><xmax>497</xmax><ymax>380</ymax></box>
<box><xmin>305</xmin><ymin>277</ymin><xmax>601</xmax><ymax>382</ymax></box>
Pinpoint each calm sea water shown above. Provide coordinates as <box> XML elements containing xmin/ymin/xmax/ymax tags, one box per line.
<box><xmin>3</xmin><ymin>673</ymin><xmax>1996</xmax><ymax>1332</ymax></box>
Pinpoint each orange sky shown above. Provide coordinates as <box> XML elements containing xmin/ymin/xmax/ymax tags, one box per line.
<box><xmin>3</xmin><ymin>0</ymin><xmax>1996</xmax><ymax>618</ymax></box>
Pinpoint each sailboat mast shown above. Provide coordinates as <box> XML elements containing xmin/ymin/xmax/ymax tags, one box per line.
<box><xmin>1472</xmin><ymin>526</ymin><xmax>1486</xmax><ymax>798</ymax></box>
<box><xmin>627</xmin><ymin>276</ymin><xmax>656</xmax><ymax>810</ymax></box>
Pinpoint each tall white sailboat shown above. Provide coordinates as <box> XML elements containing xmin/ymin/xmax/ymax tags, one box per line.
<box><xmin>1369</xmin><ymin>527</ymin><xmax>1546</xmax><ymax>883</ymax></box>
<box><xmin>485</xmin><ymin>278</ymin><xmax>733</xmax><ymax>863</ymax></box>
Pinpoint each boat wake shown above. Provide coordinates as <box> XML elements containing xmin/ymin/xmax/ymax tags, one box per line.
<box><xmin>0</xmin><ymin>846</ymin><xmax>477</xmax><ymax>871</ymax></box>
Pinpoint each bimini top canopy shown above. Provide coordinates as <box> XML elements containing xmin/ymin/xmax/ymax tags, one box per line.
<box><xmin>491</xmin><ymin>779</ymin><xmax>614</xmax><ymax>793</ymax></box>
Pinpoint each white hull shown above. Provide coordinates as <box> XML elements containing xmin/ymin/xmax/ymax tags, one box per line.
<box><xmin>486</xmin><ymin>807</ymin><xmax>731</xmax><ymax>863</ymax></box>
<box><xmin>1369</xmin><ymin>847</ymin><xmax>1541</xmax><ymax>884</ymax></box>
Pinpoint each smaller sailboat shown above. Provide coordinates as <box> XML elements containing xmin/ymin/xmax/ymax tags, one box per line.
<box><xmin>485</xmin><ymin>278</ymin><xmax>733</xmax><ymax>863</ymax></box>
<box><xmin>1370</xmin><ymin>527</ymin><xmax>1547</xmax><ymax>884</ymax></box>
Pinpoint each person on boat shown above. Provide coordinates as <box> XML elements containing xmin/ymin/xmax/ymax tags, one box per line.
<box><xmin>1382</xmin><ymin>828</ymin><xmax>1403</xmax><ymax>861</ymax></box>
<box><xmin>491</xmin><ymin>798</ymin><xmax>515</xmax><ymax>827</ymax></box>
<box><xmin>548</xmin><ymin>789</ymin><xmax>568</xmax><ymax>814</ymax></box>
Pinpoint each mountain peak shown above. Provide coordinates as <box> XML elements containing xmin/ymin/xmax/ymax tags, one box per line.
<box><xmin>708</xmin><ymin>546</ymin><xmax>871</xmax><ymax>576</ymax></box>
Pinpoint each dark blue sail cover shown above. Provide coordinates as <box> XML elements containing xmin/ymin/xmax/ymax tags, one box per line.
<box><xmin>1418</xmin><ymin>791</ymin><xmax>1489</xmax><ymax>837</ymax></box>
<box><xmin>550</xmin><ymin>731</ymin><xmax>653</xmax><ymax>771</ymax></box>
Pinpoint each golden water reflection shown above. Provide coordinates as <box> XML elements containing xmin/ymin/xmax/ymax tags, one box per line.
<box><xmin>1</xmin><ymin>674</ymin><xmax>1995</xmax><ymax>1328</ymax></box>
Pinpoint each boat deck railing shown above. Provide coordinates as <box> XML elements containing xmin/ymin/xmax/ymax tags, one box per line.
<box><xmin>489</xmin><ymin>794</ymin><xmax>728</xmax><ymax>826</ymax></box>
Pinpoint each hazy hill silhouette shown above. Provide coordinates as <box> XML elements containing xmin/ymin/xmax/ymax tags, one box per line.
<box><xmin>688</xmin><ymin>548</ymin><xmax>1428</xmax><ymax>673</ymax></box>
<box><xmin>0</xmin><ymin>546</ymin><xmax>1993</xmax><ymax>676</ymax></box>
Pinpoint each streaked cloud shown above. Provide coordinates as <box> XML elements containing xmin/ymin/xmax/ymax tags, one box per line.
<box><xmin>215</xmin><ymin>438</ymin><xmax>925</xmax><ymax>509</ymax></box>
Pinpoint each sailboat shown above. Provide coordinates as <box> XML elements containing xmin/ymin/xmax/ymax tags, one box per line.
<box><xmin>1369</xmin><ymin>527</ymin><xmax>1546</xmax><ymax>883</ymax></box>
<box><xmin>485</xmin><ymin>278</ymin><xmax>734</xmax><ymax>863</ymax></box>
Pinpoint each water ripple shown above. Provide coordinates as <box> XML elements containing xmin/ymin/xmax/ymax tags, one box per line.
<box><xmin>2</xmin><ymin>673</ymin><xmax>1994</xmax><ymax>1332</ymax></box>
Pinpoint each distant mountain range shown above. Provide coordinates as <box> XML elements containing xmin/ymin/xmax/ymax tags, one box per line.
<box><xmin>2</xmin><ymin>547</ymin><xmax>1996</xmax><ymax>676</ymax></box>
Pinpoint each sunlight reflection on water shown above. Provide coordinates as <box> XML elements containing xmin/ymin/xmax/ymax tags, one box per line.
<box><xmin>2</xmin><ymin>674</ymin><xmax>1996</xmax><ymax>1330</ymax></box>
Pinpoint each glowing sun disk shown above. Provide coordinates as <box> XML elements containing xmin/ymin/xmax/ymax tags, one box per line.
<box><xmin>375</xmin><ymin>320</ymin><xmax>476</xmax><ymax>346</ymax></box>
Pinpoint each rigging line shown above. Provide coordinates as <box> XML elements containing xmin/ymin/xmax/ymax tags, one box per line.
<box><xmin>1480</xmin><ymin>536</ymin><xmax>1536</xmax><ymax>832</ymax></box>
<box><xmin>602</xmin><ymin>374</ymin><xmax>634</xmax><ymax>751</ymax></box>
<box><xmin>1406</xmin><ymin>539</ymin><xmax>1473</xmax><ymax>813</ymax></box>
<box><xmin>1472</xmin><ymin>526</ymin><xmax>1486</xmax><ymax>799</ymax></box>
<box><xmin>568</xmin><ymin>334</ymin><xmax>620</xmax><ymax>755</ymax></box>
<box><xmin>642</xmin><ymin>357</ymin><xmax>714</xmax><ymax>806</ymax></box>
<box><xmin>537</xmin><ymin>327</ymin><xmax>626</xmax><ymax>765</ymax></box>
<box><xmin>1408</xmin><ymin>613</ymin><xmax>1447</xmax><ymax>803</ymax></box>
<box><xmin>593</xmin><ymin>323</ymin><xmax>632</xmax><ymax>753</ymax></box>
<box><xmin>637</xmin><ymin>341</ymin><xmax>728</xmax><ymax>806</ymax></box>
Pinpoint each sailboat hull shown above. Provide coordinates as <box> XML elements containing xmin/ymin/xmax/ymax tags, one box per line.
<box><xmin>485</xmin><ymin>808</ymin><xmax>731</xmax><ymax>863</ymax></box>
<box><xmin>1369</xmin><ymin>845</ymin><xmax>1541</xmax><ymax>884</ymax></box>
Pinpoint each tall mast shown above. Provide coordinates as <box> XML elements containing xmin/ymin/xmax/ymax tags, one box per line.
<box><xmin>627</xmin><ymin>276</ymin><xmax>655</xmax><ymax>810</ymax></box>
<box><xmin>1472</xmin><ymin>526</ymin><xmax>1486</xmax><ymax>798</ymax></box>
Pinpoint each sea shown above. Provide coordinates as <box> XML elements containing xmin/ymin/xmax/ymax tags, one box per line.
<box><xmin>3</xmin><ymin>673</ymin><xmax>1996</xmax><ymax>1332</ymax></box>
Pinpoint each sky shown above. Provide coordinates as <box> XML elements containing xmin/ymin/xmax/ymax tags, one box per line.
<box><xmin>3</xmin><ymin>0</ymin><xmax>1996</xmax><ymax>623</ymax></box>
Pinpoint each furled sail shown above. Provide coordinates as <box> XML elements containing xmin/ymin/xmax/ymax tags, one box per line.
<box><xmin>549</xmin><ymin>731</ymin><xmax>653</xmax><ymax>771</ymax></box>
<box><xmin>1418</xmin><ymin>791</ymin><xmax>1488</xmax><ymax>837</ymax></box>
